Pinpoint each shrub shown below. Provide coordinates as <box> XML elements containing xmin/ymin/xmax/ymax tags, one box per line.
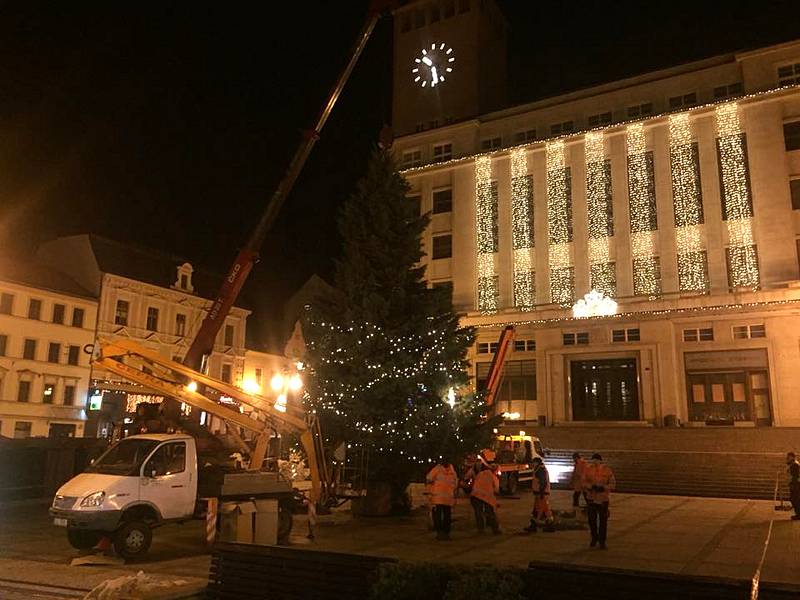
<box><xmin>443</xmin><ymin>566</ymin><xmax>527</xmax><ymax>600</ymax></box>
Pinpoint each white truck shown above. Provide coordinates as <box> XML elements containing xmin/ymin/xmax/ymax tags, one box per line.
<box><xmin>50</xmin><ymin>433</ymin><xmax>295</xmax><ymax>558</ymax></box>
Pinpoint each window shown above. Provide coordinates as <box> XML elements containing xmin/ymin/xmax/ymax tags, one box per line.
<box><xmin>146</xmin><ymin>307</ymin><xmax>159</xmax><ymax>332</ymax></box>
<box><xmin>668</xmin><ymin>93</ymin><xmax>697</xmax><ymax>110</ymax></box>
<box><xmin>72</xmin><ymin>308</ymin><xmax>84</xmax><ymax>328</ymax></box>
<box><xmin>401</xmin><ymin>150</ymin><xmax>422</xmax><ymax>169</ymax></box>
<box><xmin>67</xmin><ymin>345</ymin><xmax>80</xmax><ymax>366</ymax></box>
<box><xmin>432</xmin><ymin>188</ymin><xmax>453</xmax><ymax>214</ymax></box>
<box><xmin>713</xmin><ymin>82</ymin><xmax>743</xmax><ymax>100</ymax></box>
<box><xmin>633</xmin><ymin>256</ymin><xmax>662</xmax><ymax>296</ymax></box>
<box><xmin>433</xmin><ymin>281</ymin><xmax>453</xmax><ymax>304</ymax></box>
<box><xmin>432</xmin><ymin>234</ymin><xmax>453</xmax><ymax>259</ymax></box>
<box><xmin>550</xmin><ymin>121</ymin><xmax>574</xmax><ymax>135</ymax></box>
<box><xmin>42</xmin><ymin>382</ymin><xmax>55</xmax><ymax>404</ymax></box>
<box><xmin>785</xmin><ymin>122</ymin><xmax>800</xmax><ymax>152</ymax></box>
<box><xmin>0</xmin><ymin>293</ymin><xmax>12</xmax><ymax>315</ymax></box>
<box><xmin>717</xmin><ymin>134</ymin><xmax>753</xmax><ymax>220</ymax></box>
<box><xmin>627</xmin><ymin>103</ymin><xmax>653</xmax><ymax>118</ymax></box>
<box><xmin>145</xmin><ymin>442</ymin><xmax>186</xmax><ymax>477</ymax></box>
<box><xmin>790</xmin><ymin>179</ymin><xmax>800</xmax><ymax>210</ymax></box>
<box><xmin>224</xmin><ymin>324</ymin><xmax>235</xmax><ymax>346</ymax></box>
<box><xmin>28</xmin><ymin>299</ymin><xmax>41</xmax><ymax>320</ymax></box>
<box><xmin>221</xmin><ymin>364</ymin><xmax>232</xmax><ymax>383</ymax></box>
<box><xmin>48</xmin><ymin>343</ymin><xmax>61</xmax><ymax>364</ymax></box>
<box><xmin>477</xmin><ymin>274</ymin><xmax>500</xmax><ymax>311</ymax></box>
<box><xmin>432</xmin><ymin>143</ymin><xmax>452</xmax><ymax>162</ymax></box>
<box><xmin>0</xmin><ymin>334</ymin><xmax>5</xmax><ymax>356</ymax></box>
<box><xmin>628</xmin><ymin>151</ymin><xmax>657</xmax><ymax>231</ymax></box>
<box><xmin>588</xmin><ymin>112</ymin><xmax>612</xmax><ymax>127</ymax></box>
<box><xmin>778</xmin><ymin>62</ymin><xmax>800</xmax><ymax>87</ymax></box>
<box><xmin>255</xmin><ymin>368</ymin><xmax>263</xmax><ymax>386</ymax></box>
<box><xmin>14</xmin><ymin>421</ymin><xmax>31</xmax><ymax>439</ymax></box>
<box><xmin>17</xmin><ymin>381</ymin><xmax>30</xmax><ymax>402</ymax></box>
<box><xmin>115</xmin><ymin>300</ymin><xmax>129</xmax><ymax>326</ymax></box>
<box><xmin>514</xmin><ymin>339</ymin><xmax>536</xmax><ymax>352</ymax></box>
<box><xmin>513</xmin><ymin>129</ymin><xmax>536</xmax><ymax>144</ymax></box>
<box><xmin>408</xmin><ymin>194</ymin><xmax>422</xmax><ymax>217</ymax></box>
<box><xmin>477</xmin><ymin>341</ymin><xmax>499</xmax><ymax>354</ymax></box>
<box><xmin>477</xmin><ymin>360</ymin><xmax>536</xmax><ymax>404</ymax></box>
<box><xmin>23</xmin><ymin>339</ymin><xmax>36</xmax><ymax>360</ymax></box>
<box><xmin>480</xmin><ymin>137</ymin><xmax>502</xmax><ymax>151</ymax></box>
<box><xmin>733</xmin><ymin>324</ymin><xmax>766</xmax><ymax>339</ymax></box>
<box><xmin>678</xmin><ymin>250</ymin><xmax>709</xmax><ymax>293</ymax></box>
<box><xmin>683</xmin><ymin>327</ymin><xmax>714</xmax><ymax>342</ymax></box>
<box><xmin>612</xmin><ymin>328</ymin><xmax>640</xmax><ymax>342</ymax></box>
<box><xmin>64</xmin><ymin>385</ymin><xmax>75</xmax><ymax>406</ymax></box>
<box><xmin>725</xmin><ymin>245</ymin><xmax>759</xmax><ymax>289</ymax></box>
<box><xmin>175</xmin><ymin>313</ymin><xmax>186</xmax><ymax>337</ymax></box>
<box><xmin>52</xmin><ymin>303</ymin><xmax>65</xmax><ymax>324</ymax></box>
<box><xmin>551</xmin><ymin>266</ymin><xmax>575</xmax><ymax>305</ymax></box>
<box><xmin>180</xmin><ymin>274</ymin><xmax>189</xmax><ymax>290</ymax></box>
<box><xmin>563</xmin><ymin>332</ymin><xmax>589</xmax><ymax>345</ymax></box>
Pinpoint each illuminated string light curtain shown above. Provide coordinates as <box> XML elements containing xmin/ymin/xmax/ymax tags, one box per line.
<box><xmin>626</xmin><ymin>123</ymin><xmax>660</xmax><ymax>296</ymax></box>
<box><xmin>716</xmin><ymin>102</ymin><xmax>759</xmax><ymax>289</ymax></box>
<box><xmin>585</xmin><ymin>131</ymin><xmax>615</xmax><ymax>297</ymax></box>
<box><xmin>547</xmin><ymin>141</ymin><xmax>574</xmax><ymax>305</ymax></box>
<box><xmin>669</xmin><ymin>113</ymin><xmax>708</xmax><ymax>292</ymax></box>
<box><xmin>476</xmin><ymin>155</ymin><xmax>499</xmax><ymax>312</ymax></box>
<box><xmin>511</xmin><ymin>148</ymin><xmax>535</xmax><ymax>310</ymax></box>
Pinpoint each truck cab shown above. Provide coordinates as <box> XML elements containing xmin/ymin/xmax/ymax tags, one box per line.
<box><xmin>50</xmin><ymin>434</ymin><xmax>198</xmax><ymax>558</ymax></box>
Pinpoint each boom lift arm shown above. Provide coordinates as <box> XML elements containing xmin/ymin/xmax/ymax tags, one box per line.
<box><xmin>183</xmin><ymin>1</ymin><xmax>396</xmax><ymax>371</ymax></box>
<box><xmin>482</xmin><ymin>325</ymin><xmax>515</xmax><ymax>408</ymax></box>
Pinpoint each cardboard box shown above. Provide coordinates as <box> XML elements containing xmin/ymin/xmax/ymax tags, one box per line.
<box><xmin>253</xmin><ymin>499</ymin><xmax>279</xmax><ymax>546</ymax></box>
<box><xmin>219</xmin><ymin>501</ymin><xmax>256</xmax><ymax>543</ymax></box>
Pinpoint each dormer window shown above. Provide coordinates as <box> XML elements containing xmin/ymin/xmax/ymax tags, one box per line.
<box><xmin>174</xmin><ymin>262</ymin><xmax>194</xmax><ymax>293</ymax></box>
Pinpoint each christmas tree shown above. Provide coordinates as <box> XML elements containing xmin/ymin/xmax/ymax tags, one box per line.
<box><xmin>302</xmin><ymin>149</ymin><xmax>494</xmax><ymax>508</ymax></box>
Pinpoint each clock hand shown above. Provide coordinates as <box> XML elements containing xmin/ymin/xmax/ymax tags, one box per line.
<box><xmin>422</xmin><ymin>56</ymin><xmax>432</xmax><ymax>66</ymax></box>
<box><xmin>431</xmin><ymin>66</ymin><xmax>439</xmax><ymax>86</ymax></box>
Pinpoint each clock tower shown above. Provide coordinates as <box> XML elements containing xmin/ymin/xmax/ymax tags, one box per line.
<box><xmin>392</xmin><ymin>0</ymin><xmax>508</xmax><ymax>136</ymax></box>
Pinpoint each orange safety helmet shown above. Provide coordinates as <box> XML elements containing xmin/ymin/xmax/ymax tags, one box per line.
<box><xmin>480</xmin><ymin>448</ymin><xmax>496</xmax><ymax>462</ymax></box>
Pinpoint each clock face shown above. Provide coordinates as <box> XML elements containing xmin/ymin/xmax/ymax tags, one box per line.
<box><xmin>412</xmin><ymin>43</ymin><xmax>454</xmax><ymax>88</ymax></box>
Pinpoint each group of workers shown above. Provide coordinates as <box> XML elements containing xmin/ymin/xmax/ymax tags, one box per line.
<box><xmin>425</xmin><ymin>449</ymin><xmax>616</xmax><ymax>548</ymax></box>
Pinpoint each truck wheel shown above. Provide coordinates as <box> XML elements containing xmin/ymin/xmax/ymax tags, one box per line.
<box><xmin>277</xmin><ymin>502</ymin><xmax>293</xmax><ymax>544</ymax></box>
<box><xmin>505</xmin><ymin>474</ymin><xmax>518</xmax><ymax>496</ymax></box>
<box><xmin>67</xmin><ymin>528</ymin><xmax>102</xmax><ymax>550</ymax></box>
<box><xmin>113</xmin><ymin>520</ymin><xmax>152</xmax><ymax>559</ymax></box>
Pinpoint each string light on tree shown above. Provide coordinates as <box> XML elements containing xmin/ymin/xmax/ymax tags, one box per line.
<box><xmin>626</xmin><ymin>123</ymin><xmax>660</xmax><ymax>296</ymax></box>
<box><xmin>584</xmin><ymin>131</ymin><xmax>615</xmax><ymax>297</ymax></box>
<box><xmin>476</xmin><ymin>155</ymin><xmax>498</xmax><ymax>313</ymax></box>
<box><xmin>511</xmin><ymin>147</ymin><xmax>535</xmax><ymax>310</ymax></box>
<box><xmin>547</xmin><ymin>140</ymin><xmax>574</xmax><ymax>305</ymax></box>
<box><xmin>716</xmin><ymin>102</ymin><xmax>759</xmax><ymax>289</ymax></box>
<box><xmin>669</xmin><ymin>112</ymin><xmax>708</xmax><ymax>293</ymax></box>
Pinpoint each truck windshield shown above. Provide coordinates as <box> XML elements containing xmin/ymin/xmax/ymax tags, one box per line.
<box><xmin>86</xmin><ymin>438</ymin><xmax>159</xmax><ymax>476</ymax></box>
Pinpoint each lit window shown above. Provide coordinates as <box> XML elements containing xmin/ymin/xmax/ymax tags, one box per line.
<box><xmin>42</xmin><ymin>382</ymin><xmax>55</xmax><ymax>404</ymax></box>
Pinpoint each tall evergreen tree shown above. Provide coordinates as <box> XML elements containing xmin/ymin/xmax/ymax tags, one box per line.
<box><xmin>302</xmin><ymin>149</ymin><xmax>493</xmax><ymax>503</ymax></box>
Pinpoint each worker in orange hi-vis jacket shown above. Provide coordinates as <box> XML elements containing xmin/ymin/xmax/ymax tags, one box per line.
<box><xmin>571</xmin><ymin>452</ymin><xmax>588</xmax><ymax>510</ymax></box>
<box><xmin>426</xmin><ymin>459</ymin><xmax>458</xmax><ymax>541</ymax></box>
<box><xmin>469</xmin><ymin>460</ymin><xmax>501</xmax><ymax>534</ymax></box>
<box><xmin>524</xmin><ymin>457</ymin><xmax>554</xmax><ymax>533</ymax></box>
<box><xmin>584</xmin><ymin>453</ymin><xmax>616</xmax><ymax>549</ymax></box>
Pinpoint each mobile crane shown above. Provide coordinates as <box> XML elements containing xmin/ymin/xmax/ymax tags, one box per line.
<box><xmin>50</xmin><ymin>1</ymin><xmax>395</xmax><ymax>557</ymax></box>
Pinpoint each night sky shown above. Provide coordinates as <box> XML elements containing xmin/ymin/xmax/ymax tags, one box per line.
<box><xmin>0</xmin><ymin>2</ymin><xmax>798</xmax><ymax>343</ymax></box>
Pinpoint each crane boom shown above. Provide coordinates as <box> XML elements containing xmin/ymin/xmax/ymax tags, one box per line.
<box><xmin>184</xmin><ymin>1</ymin><xmax>394</xmax><ymax>370</ymax></box>
<box><xmin>483</xmin><ymin>325</ymin><xmax>515</xmax><ymax>407</ymax></box>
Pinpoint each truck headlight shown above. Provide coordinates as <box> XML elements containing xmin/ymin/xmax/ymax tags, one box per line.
<box><xmin>80</xmin><ymin>491</ymin><xmax>106</xmax><ymax>507</ymax></box>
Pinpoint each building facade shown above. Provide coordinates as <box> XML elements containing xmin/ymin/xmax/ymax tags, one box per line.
<box><xmin>392</xmin><ymin>1</ymin><xmax>800</xmax><ymax>427</ymax></box>
<box><xmin>37</xmin><ymin>235</ymin><xmax>250</xmax><ymax>437</ymax></box>
<box><xmin>0</xmin><ymin>259</ymin><xmax>97</xmax><ymax>438</ymax></box>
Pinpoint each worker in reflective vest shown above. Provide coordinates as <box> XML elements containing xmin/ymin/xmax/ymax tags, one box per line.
<box><xmin>470</xmin><ymin>461</ymin><xmax>500</xmax><ymax>534</ymax></box>
<box><xmin>583</xmin><ymin>453</ymin><xmax>616</xmax><ymax>549</ymax></box>
<box><xmin>571</xmin><ymin>452</ymin><xmax>588</xmax><ymax>509</ymax></box>
<box><xmin>787</xmin><ymin>452</ymin><xmax>800</xmax><ymax>520</ymax></box>
<box><xmin>524</xmin><ymin>457</ymin><xmax>554</xmax><ymax>533</ymax></box>
<box><xmin>426</xmin><ymin>460</ymin><xmax>457</xmax><ymax>540</ymax></box>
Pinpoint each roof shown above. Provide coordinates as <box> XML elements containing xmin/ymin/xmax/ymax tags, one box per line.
<box><xmin>0</xmin><ymin>257</ymin><xmax>95</xmax><ymax>299</ymax></box>
<box><xmin>125</xmin><ymin>433</ymin><xmax>193</xmax><ymax>442</ymax></box>
<box><xmin>86</xmin><ymin>234</ymin><xmax>247</xmax><ymax>307</ymax></box>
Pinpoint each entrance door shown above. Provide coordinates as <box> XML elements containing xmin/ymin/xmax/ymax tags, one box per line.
<box><xmin>687</xmin><ymin>371</ymin><xmax>765</xmax><ymax>424</ymax></box>
<box><xmin>571</xmin><ymin>358</ymin><xmax>639</xmax><ymax>421</ymax></box>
